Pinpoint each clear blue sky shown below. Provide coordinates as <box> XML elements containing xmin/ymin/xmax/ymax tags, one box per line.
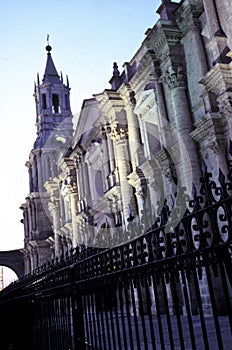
<box><xmin>0</xmin><ymin>1</ymin><xmax>162</xmax><ymax>252</ymax></box>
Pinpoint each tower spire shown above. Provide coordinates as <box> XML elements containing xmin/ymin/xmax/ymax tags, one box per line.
<box><xmin>43</xmin><ymin>36</ymin><xmax>60</xmax><ymax>83</ymax></box>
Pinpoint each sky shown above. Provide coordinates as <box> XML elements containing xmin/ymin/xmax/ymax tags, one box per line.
<box><xmin>0</xmin><ymin>0</ymin><xmax>163</xmax><ymax>280</ymax></box>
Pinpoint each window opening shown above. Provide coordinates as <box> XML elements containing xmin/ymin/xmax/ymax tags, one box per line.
<box><xmin>65</xmin><ymin>94</ymin><xmax>69</xmax><ymax>110</ymax></box>
<box><xmin>42</xmin><ymin>94</ymin><xmax>47</xmax><ymax>109</ymax></box>
<box><xmin>52</xmin><ymin>94</ymin><xmax>60</xmax><ymax>113</ymax></box>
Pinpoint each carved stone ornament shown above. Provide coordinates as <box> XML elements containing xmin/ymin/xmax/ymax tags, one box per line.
<box><xmin>109</xmin><ymin>122</ymin><xmax>128</xmax><ymax>141</ymax></box>
<box><xmin>163</xmin><ymin>66</ymin><xmax>187</xmax><ymax>90</ymax></box>
<box><xmin>68</xmin><ymin>180</ymin><xmax>78</xmax><ymax>194</ymax></box>
<box><xmin>190</xmin><ymin>116</ymin><xmax>215</xmax><ymax>144</ymax></box>
<box><xmin>218</xmin><ymin>94</ymin><xmax>232</xmax><ymax>117</ymax></box>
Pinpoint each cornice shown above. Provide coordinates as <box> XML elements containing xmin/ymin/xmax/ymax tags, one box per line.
<box><xmin>93</xmin><ymin>90</ymin><xmax>125</xmax><ymax>116</ymax></box>
<box><xmin>200</xmin><ymin>63</ymin><xmax>232</xmax><ymax>95</ymax></box>
<box><xmin>134</xmin><ymin>88</ymin><xmax>158</xmax><ymax>123</ymax></box>
<box><xmin>154</xmin><ymin>148</ymin><xmax>169</xmax><ymax>170</ymax></box>
<box><xmin>190</xmin><ymin>113</ymin><xmax>227</xmax><ymax>144</ymax></box>
<box><xmin>146</xmin><ymin>21</ymin><xmax>182</xmax><ymax>61</ymax></box>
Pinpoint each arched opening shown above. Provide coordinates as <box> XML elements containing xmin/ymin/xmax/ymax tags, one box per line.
<box><xmin>0</xmin><ymin>266</ymin><xmax>18</xmax><ymax>290</ymax></box>
<box><xmin>52</xmin><ymin>94</ymin><xmax>60</xmax><ymax>113</ymax></box>
<box><xmin>42</xmin><ymin>93</ymin><xmax>47</xmax><ymax>109</ymax></box>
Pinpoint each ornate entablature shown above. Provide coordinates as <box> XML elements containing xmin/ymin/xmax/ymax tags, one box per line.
<box><xmin>145</xmin><ymin>21</ymin><xmax>182</xmax><ymax>62</ymax></box>
<box><xmin>200</xmin><ymin>63</ymin><xmax>232</xmax><ymax>96</ymax></box>
<box><xmin>190</xmin><ymin>113</ymin><xmax>227</xmax><ymax>156</ymax></box>
<box><xmin>93</xmin><ymin>90</ymin><xmax>125</xmax><ymax>118</ymax></box>
<box><xmin>190</xmin><ymin>115</ymin><xmax>217</xmax><ymax>144</ymax></box>
<box><xmin>176</xmin><ymin>0</ymin><xmax>203</xmax><ymax>36</ymax></box>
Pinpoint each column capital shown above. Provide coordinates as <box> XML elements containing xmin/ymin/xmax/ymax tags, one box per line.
<box><xmin>109</xmin><ymin>122</ymin><xmax>128</xmax><ymax>142</ymax></box>
<box><xmin>163</xmin><ymin>66</ymin><xmax>187</xmax><ymax>90</ymax></box>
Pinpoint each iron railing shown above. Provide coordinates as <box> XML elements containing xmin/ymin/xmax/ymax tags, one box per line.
<box><xmin>0</xmin><ymin>170</ymin><xmax>232</xmax><ymax>349</ymax></box>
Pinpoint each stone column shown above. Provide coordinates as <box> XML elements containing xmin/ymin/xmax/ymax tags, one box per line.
<box><xmin>52</xmin><ymin>202</ymin><xmax>62</xmax><ymax>257</ymax></box>
<box><xmin>151</xmin><ymin>64</ymin><xmax>171</xmax><ymax>148</ymax></box>
<box><xmin>44</xmin><ymin>179</ymin><xmax>62</xmax><ymax>258</ymax></box>
<box><xmin>110</xmin><ymin>123</ymin><xmax>137</xmax><ymax>226</ymax></box>
<box><xmin>75</xmin><ymin>155</ymin><xmax>83</xmax><ymax>212</ymax></box>
<box><xmin>77</xmin><ymin>155</ymin><xmax>86</xmax><ymax>209</ymax></box>
<box><xmin>178</xmin><ymin>8</ymin><xmax>209</xmax><ymax>121</ymax></box>
<box><xmin>106</xmin><ymin>132</ymin><xmax>116</xmax><ymax>187</ymax></box>
<box><xmin>60</xmin><ymin>158</ymin><xmax>81</xmax><ymax>246</ymax></box>
<box><xmin>125</xmin><ymin>90</ymin><xmax>143</xmax><ymax>169</ymax></box>
<box><xmin>164</xmin><ymin>66</ymin><xmax>201</xmax><ymax>189</ymax></box>
<box><xmin>69</xmin><ymin>185</ymin><xmax>80</xmax><ymax>247</ymax></box>
<box><xmin>101</xmin><ymin>131</ymin><xmax>110</xmax><ymax>191</ymax></box>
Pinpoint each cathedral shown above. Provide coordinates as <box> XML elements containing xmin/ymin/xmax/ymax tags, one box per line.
<box><xmin>20</xmin><ymin>0</ymin><xmax>232</xmax><ymax>276</ymax></box>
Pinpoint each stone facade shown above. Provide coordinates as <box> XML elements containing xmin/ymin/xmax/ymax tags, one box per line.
<box><xmin>21</xmin><ymin>0</ymin><xmax>232</xmax><ymax>283</ymax></box>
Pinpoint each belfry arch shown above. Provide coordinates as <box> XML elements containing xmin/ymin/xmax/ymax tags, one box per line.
<box><xmin>0</xmin><ymin>249</ymin><xmax>24</xmax><ymax>279</ymax></box>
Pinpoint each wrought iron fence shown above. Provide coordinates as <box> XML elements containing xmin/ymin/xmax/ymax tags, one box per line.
<box><xmin>0</xmin><ymin>169</ymin><xmax>232</xmax><ymax>349</ymax></box>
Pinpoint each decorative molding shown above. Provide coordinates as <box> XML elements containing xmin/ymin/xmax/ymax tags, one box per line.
<box><xmin>190</xmin><ymin>115</ymin><xmax>215</xmax><ymax>143</ymax></box>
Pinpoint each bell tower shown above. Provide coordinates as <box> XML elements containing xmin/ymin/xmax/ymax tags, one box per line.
<box><xmin>21</xmin><ymin>43</ymin><xmax>73</xmax><ymax>274</ymax></box>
